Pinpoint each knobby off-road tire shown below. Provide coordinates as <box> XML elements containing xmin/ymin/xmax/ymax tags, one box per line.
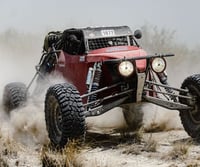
<box><xmin>45</xmin><ymin>83</ymin><xmax>86</xmax><ymax>148</ymax></box>
<box><xmin>179</xmin><ymin>74</ymin><xmax>200</xmax><ymax>139</ymax></box>
<box><xmin>122</xmin><ymin>103</ymin><xmax>144</xmax><ymax>132</ymax></box>
<box><xmin>3</xmin><ymin>82</ymin><xmax>27</xmax><ymax>113</ymax></box>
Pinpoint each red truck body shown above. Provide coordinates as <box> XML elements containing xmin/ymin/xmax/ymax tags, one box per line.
<box><xmin>56</xmin><ymin>46</ymin><xmax>147</xmax><ymax>95</ymax></box>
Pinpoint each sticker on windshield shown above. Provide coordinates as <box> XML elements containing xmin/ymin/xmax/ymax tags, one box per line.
<box><xmin>101</xmin><ymin>29</ymin><xmax>115</xmax><ymax>37</ymax></box>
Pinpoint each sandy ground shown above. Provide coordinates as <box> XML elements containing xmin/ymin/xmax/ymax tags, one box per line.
<box><xmin>0</xmin><ymin>101</ymin><xmax>199</xmax><ymax>167</ymax></box>
<box><xmin>78</xmin><ymin>130</ymin><xmax>193</xmax><ymax>167</ymax></box>
<box><xmin>0</xmin><ymin>121</ymin><xmax>199</xmax><ymax>167</ymax></box>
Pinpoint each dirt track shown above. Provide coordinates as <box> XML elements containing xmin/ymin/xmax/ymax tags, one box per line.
<box><xmin>79</xmin><ymin>130</ymin><xmax>195</xmax><ymax>167</ymax></box>
<box><xmin>1</xmin><ymin>126</ymin><xmax>200</xmax><ymax>167</ymax></box>
<box><xmin>0</xmin><ymin>101</ymin><xmax>200</xmax><ymax>167</ymax></box>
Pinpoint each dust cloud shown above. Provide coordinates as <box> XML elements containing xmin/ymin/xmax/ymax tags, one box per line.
<box><xmin>9</xmin><ymin>73</ymin><xmax>68</xmax><ymax>147</ymax></box>
<box><xmin>0</xmin><ymin>72</ymin><xmax>68</xmax><ymax>147</ymax></box>
<box><xmin>86</xmin><ymin>107</ymin><xmax>129</xmax><ymax>134</ymax></box>
<box><xmin>87</xmin><ymin>103</ymin><xmax>183</xmax><ymax>134</ymax></box>
<box><xmin>0</xmin><ymin>31</ymin><xmax>68</xmax><ymax>146</ymax></box>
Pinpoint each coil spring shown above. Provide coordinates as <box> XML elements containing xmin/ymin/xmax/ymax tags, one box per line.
<box><xmin>88</xmin><ymin>64</ymin><xmax>102</xmax><ymax>103</ymax></box>
<box><xmin>165</xmin><ymin>87</ymin><xmax>177</xmax><ymax>102</ymax></box>
<box><xmin>157</xmin><ymin>72</ymin><xmax>177</xmax><ymax>102</ymax></box>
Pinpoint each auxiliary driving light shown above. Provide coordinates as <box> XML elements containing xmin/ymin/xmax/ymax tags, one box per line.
<box><xmin>151</xmin><ymin>57</ymin><xmax>166</xmax><ymax>73</ymax></box>
<box><xmin>118</xmin><ymin>61</ymin><xmax>134</xmax><ymax>77</ymax></box>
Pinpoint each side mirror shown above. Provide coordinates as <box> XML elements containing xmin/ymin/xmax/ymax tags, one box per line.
<box><xmin>134</xmin><ymin>29</ymin><xmax>142</xmax><ymax>39</ymax></box>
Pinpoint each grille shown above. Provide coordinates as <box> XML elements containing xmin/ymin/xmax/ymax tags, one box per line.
<box><xmin>88</xmin><ymin>36</ymin><xmax>130</xmax><ymax>50</ymax></box>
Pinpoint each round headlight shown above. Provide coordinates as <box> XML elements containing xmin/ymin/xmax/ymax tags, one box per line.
<box><xmin>118</xmin><ymin>61</ymin><xmax>134</xmax><ymax>77</ymax></box>
<box><xmin>151</xmin><ymin>58</ymin><xmax>166</xmax><ymax>73</ymax></box>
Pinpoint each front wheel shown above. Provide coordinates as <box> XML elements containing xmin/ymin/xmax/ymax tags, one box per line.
<box><xmin>179</xmin><ymin>74</ymin><xmax>200</xmax><ymax>139</ymax></box>
<box><xmin>45</xmin><ymin>83</ymin><xmax>86</xmax><ymax>148</ymax></box>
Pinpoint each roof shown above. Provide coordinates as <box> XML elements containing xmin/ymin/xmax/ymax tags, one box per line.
<box><xmin>82</xmin><ymin>26</ymin><xmax>133</xmax><ymax>39</ymax></box>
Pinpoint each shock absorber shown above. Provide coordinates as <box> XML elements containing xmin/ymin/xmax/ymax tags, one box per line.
<box><xmin>86</xmin><ymin>62</ymin><xmax>102</xmax><ymax>105</ymax></box>
<box><xmin>157</xmin><ymin>71</ymin><xmax>177</xmax><ymax>102</ymax></box>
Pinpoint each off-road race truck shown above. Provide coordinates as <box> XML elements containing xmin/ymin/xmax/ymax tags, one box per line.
<box><xmin>2</xmin><ymin>26</ymin><xmax>200</xmax><ymax>148</ymax></box>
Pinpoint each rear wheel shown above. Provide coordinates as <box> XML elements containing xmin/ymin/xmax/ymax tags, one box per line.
<box><xmin>45</xmin><ymin>83</ymin><xmax>86</xmax><ymax>148</ymax></box>
<box><xmin>3</xmin><ymin>82</ymin><xmax>27</xmax><ymax>113</ymax></box>
<box><xmin>179</xmin><ymin>74</ymin><xmax>200</xmax><ymax>139</ymax></box>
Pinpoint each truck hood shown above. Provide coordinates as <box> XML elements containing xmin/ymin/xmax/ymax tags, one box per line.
<box><xmin>87</xmin><ymin>46</ymin><xmax>147</xmax><ymax>61</ymax></box>
<box><xmin>86</xmin><ymin>46</ymin><xmax>147</xmax><ymax>72</ymax></box>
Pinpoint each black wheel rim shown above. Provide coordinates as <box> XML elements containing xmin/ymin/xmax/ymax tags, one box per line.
<box><xmin>48</xmin><ymin>95</ymin><xmax>63</xmax><ymax>143</ymax></box>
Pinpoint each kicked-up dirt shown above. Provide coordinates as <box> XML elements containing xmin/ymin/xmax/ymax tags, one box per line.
<box><xmin>0</xmin><ymin>101</ymin><xmax>199</xmax><ymax>167</ymax></box>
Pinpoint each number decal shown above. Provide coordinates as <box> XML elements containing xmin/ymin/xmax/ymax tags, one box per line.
<box><xmin>101</xmin><ymin>30</ymin><xmax>115</xmax><ymax>36</ymax></box>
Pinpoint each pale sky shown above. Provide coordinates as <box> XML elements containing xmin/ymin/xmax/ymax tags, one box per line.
<box><xmin>0</xmin><ymin>0</ymin><xmax>200</xmax><ymax>47</ymax></box>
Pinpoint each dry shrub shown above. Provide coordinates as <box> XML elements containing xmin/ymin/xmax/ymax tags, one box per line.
<box><xmin>133</xmin><ymin>127</ymin><xmax>144</xmax><ymax>143</ymax></box>
<box><xmin>1</xmin><ymin>136</ymin><xmax>18</xmax><ymax>159</ymax></box>
<box><xmin>41</xmin><ymin>140</ymin><xmax>82</xmax><ymax>167</ymax></box>
<box><xmin>168</xmin><ymin>143</ymin><xmax>190</xmax><ymax>160</ymax></box>
<box><xmin>0</xmin><ymin>155</ymin><xmax>9</xmax><ymax>167</ymax></box>
<box><xmin>122</xmin><ymin>144</ymin><xmax>143</xmax><ymax>155</ymax></box>
<box><xmin>186</xmin><ymin>162</ymin><xmax>200</xmax><ymax>167</ymax></box>
<box><xmin>0</xmin><ymin>128</ymin><xmax>19</xmax><ymax>167</ymax></box>
<box><xmin>120</xmin><ymin>127</ymin><xmax>144</xmax><ymax>144</ymax></box>
<box><xmin>122</xmin><ymin>140</ymin><xmax>157</xmax><ymax>155</ymax></box>
<box><xmin>168</xmin><ymin>164</ymin><xmax>178</xmax><ymax>167</ymax></box>
<box><xmin>122</xmin><ymin>130</ymin><xmax>157</xmax><ymax>155</ymax></box>
<box><xmin>142</xmin><ymin>134</ymin><xmax>158</xmax><ymax>152</ymax></box>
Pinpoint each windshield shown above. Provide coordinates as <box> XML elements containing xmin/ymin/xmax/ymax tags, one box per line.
<box><xmin>87</xmin><ymin>35</ymin><xmax>135</xmax><ymax>50</ymax></box>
